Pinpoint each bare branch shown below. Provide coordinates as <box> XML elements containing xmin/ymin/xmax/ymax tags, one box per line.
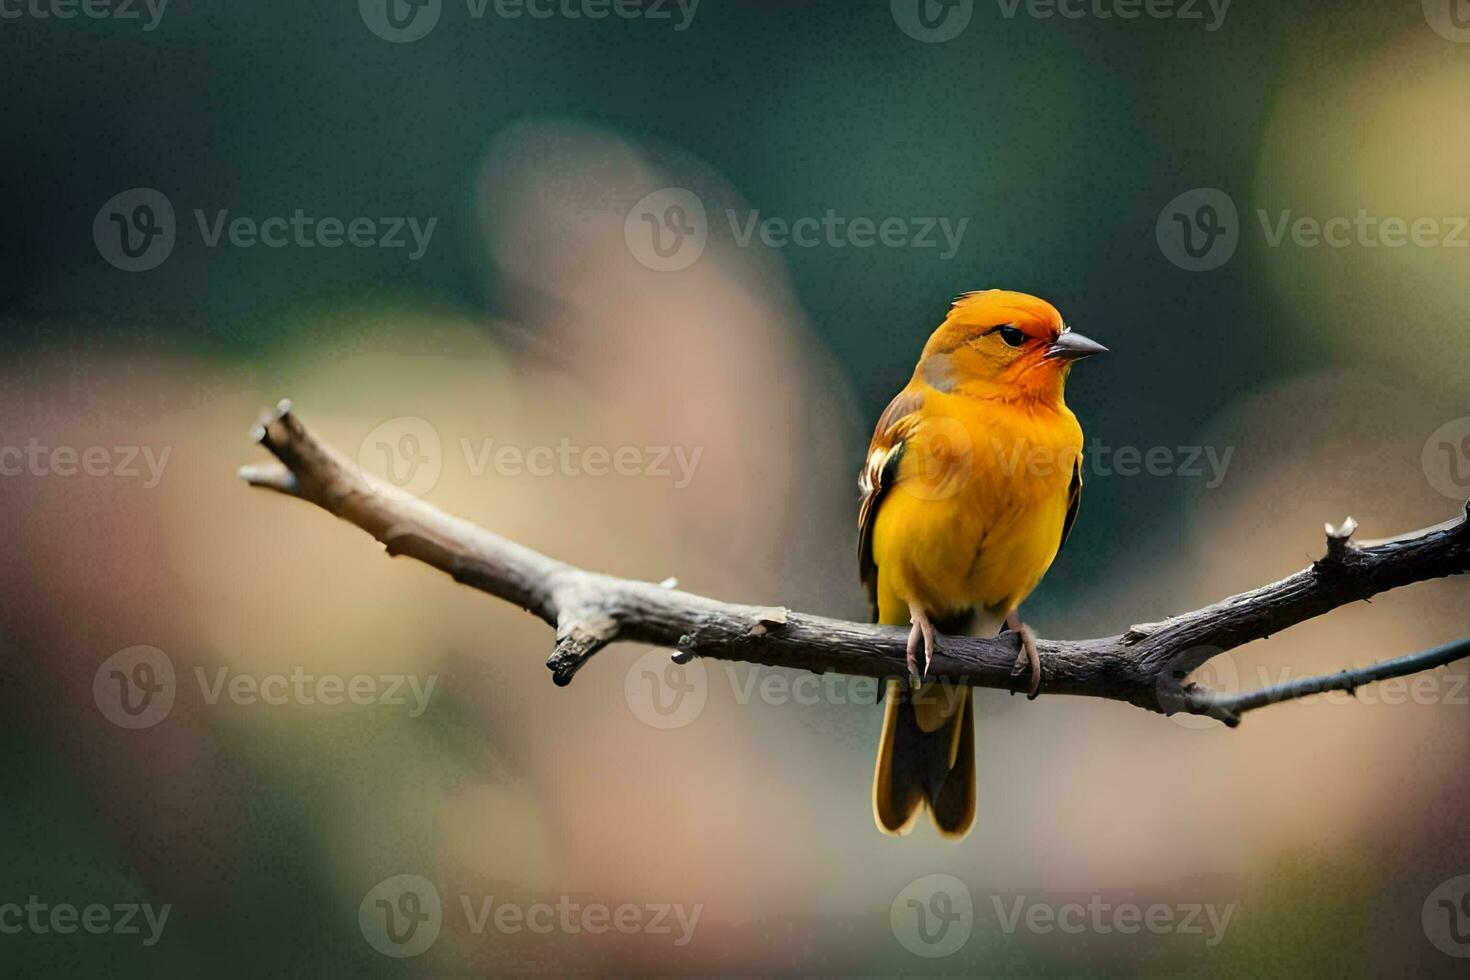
<box><xmin>1188</xmin><ymin>636</ymin><xmax>1470</xmax><ymax>721</ymax></box>
<box><xmin>240</xmin><ymin>401</ymin><xmax>1470</xmax><ymax>724</ymax></box>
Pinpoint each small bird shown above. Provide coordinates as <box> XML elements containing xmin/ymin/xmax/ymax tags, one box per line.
<box><xmin>859</xmin><ymin>289</ymin><xmax>1104</xmax><ymax>838</ymax></box>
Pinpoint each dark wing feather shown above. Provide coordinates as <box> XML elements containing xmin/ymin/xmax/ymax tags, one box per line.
<box><xmin>1057</xmin><ymin>453</ymin><xmax>1082</xmax><ymax>556</ymax></box>
<box><xmin>858</xmin><ymin>388</ymin><xmax>924</xmax><ymax>621</ymax></box>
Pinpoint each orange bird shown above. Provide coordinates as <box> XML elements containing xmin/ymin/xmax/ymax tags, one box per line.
<box><xmin>859</xmin><ymin>289</ymin><xmax>1105</xmax><ymax>838</ymax></box>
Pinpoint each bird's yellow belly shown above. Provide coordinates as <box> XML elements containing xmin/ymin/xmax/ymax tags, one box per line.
<box><xmin>870</xmin><ymin>407</ymin><xmax>1078</xmax><ymax>627</ymax></box>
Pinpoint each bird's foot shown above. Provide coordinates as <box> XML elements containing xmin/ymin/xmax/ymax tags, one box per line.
<box><xmin>906</xmin><ymin>603</ymin><xmax>939</xmax><ymax>687</ymax></box>
<box><xmin>1006</xmin><ymin>611</ymin><xmax>1041</xmax><ymax>700</ymax></box>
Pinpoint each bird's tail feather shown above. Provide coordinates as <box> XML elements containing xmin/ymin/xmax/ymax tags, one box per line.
<box><xmin>872</xmin><ymin>680</ymin><xmax>975</xmax><ymax>838</ymax></box>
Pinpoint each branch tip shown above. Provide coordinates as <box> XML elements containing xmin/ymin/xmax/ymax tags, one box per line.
<box><xmin>545</xmin><ymin>614</ymin><xmax>617</xmax><ymax>686</ymax></box>
<box><xmin>1323</xmin><ymin>516</ymin><xmax>1360</xmax><ymax>561</ymax></box>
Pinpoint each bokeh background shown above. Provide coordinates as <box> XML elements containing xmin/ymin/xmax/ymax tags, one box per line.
<box><xmin>4</xmin><ymin>0</ymin><xmax>1470</xmax><ymax>974</ymax></box>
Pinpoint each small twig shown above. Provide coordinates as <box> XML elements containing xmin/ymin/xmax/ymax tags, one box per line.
<box><xmin>1189</xmin><ymin>636</ymin><xmax>1470</xmax><ymax>720</ymax></box>
<box><xmin>240</xmin><ymin>401</ymin><xmax>1470</xmax><ymax>723</ymax></box>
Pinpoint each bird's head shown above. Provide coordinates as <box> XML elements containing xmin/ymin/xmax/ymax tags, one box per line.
<box><xmin>916</xmin><ymin>289</ymin><xmax>1106</xmax><ymax>402</ymax></box>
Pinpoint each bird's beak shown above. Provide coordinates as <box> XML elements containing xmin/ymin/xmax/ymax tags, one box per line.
<box><xmin>1044</xmin><ymin>331</ymin><xmax>1108</xmax><ymax>362</ymax></box>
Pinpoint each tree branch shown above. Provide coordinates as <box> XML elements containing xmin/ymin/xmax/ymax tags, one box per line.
<box><xmin>240</xmin><ymin>401</ymin><xmax>1470</xmax><ymax>726</ymax></box>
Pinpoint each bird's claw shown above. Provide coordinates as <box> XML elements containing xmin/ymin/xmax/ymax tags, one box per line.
<box><xmin>1006</xmin><ymin>614</ymin><xmax>1041</xmax><ymax>700</ymax></box>
<box><xmin>905</xmin><ymin>605</ymin><xmax>939</xmax><ymax>688</ymax></box>
<box><xmin>906</xmin><ymin>621</ymin><xmax>922</xmax><ymax>690</ymax></box>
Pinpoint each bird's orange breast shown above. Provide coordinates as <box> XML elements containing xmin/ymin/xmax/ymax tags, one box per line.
<box><xmin>870</xmin><ymin>391</ymin><xmax>1081</xmax><ymax>627</ymax></box>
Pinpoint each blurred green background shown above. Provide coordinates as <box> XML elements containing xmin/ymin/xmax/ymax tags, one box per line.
<box><xmin>3</xmin><ymin>0</ymin><xmax>1469</xmax><ymax>975</ymax></box>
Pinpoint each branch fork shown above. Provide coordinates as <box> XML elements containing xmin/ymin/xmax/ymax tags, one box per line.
<box><xmin>241</xmin><ymin>401</ymin><xmax>1470</xmax><ymax>727</ymax></box>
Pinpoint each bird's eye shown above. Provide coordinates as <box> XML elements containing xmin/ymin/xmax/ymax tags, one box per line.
<box><xmin>997</xmin><ymin>325</ymin><xmax>1027</xmax><ymax>348</ymax></box>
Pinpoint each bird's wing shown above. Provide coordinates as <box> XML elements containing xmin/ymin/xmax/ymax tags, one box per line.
<box><xmin>1057</xmin><ymin>452</ymin><xmax>1082</xmax><ymax>555</ymax></box>
<box><xmin>858</xmin><ymin>387</ymin><xmax>924</xmax><ymax>620</ymax></box>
